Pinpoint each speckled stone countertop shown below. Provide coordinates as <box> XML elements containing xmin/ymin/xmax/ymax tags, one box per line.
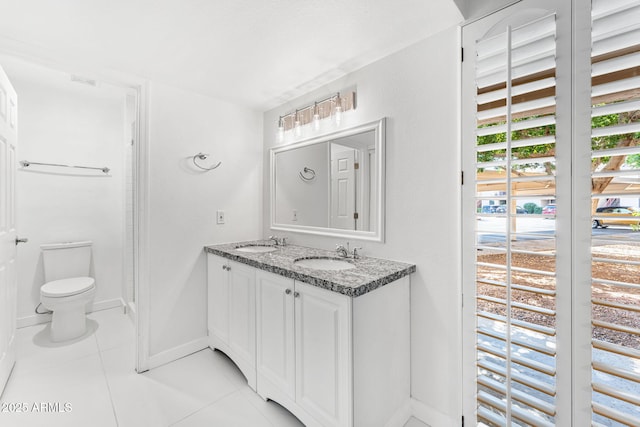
<box><xmin>204</xmin><ymin>241</ymin><xmax>416</xmax><ymax>298</ymax></box>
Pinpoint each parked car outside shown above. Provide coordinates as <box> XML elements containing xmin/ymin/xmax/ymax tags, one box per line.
<box><xmin>481</xmin><ymin>205</ymin><xmax>502</xmax><ymax>214</ymax></box>
<box><xmin>542</xmin><ymin>204</ymin><xmax>556</xmax><ymax>217</ymax></box>
<box><xmin>494</xmin><ymin>206</ymin><xmax>528</xmax><ymax>214</ymax></box>
<box><xmin>593</xmin><ymin>206</ymin><xmax>640</xmax><ymax>228</ymax></box>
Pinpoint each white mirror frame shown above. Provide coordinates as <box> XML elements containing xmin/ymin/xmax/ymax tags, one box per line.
<box><xmin>270</xmin><ymin>118</ymin><xmax>385</xmax><ymax>242</ymax></box>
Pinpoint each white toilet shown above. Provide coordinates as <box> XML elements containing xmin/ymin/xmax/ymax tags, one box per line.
<box><xmin>40</xmin><ymin>241</ymin><xmax>96</xmax><ymax>342</ymax></box>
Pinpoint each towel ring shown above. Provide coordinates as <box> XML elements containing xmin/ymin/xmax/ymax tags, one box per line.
<box><xmin>299</xmin><ymin>167</ymin><xmax>316</xmax><ymax>181</ymax></box>
<box><xmin>192</xmin><ymin>152</ymin><xmax>222</xmax><ymax>171</ymax></box>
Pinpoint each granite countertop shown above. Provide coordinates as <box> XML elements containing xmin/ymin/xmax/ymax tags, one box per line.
<box><xmin>204</xmin><ymin>241</ymin><xmax>416</xmax><ymax>298</ymax></box>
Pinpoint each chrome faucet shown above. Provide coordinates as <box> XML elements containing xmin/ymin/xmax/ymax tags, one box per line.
<box><xmin>336</xmin><ymin>243</ymin><xmax>349</xmax><ymax>258</ymax></box>
<box><xmin>351</xmin><ymin>246</ymin><xmax>363</xmax><ymax>259</ymax></box>
<box><xmin>336</xmin><ymin>242</ymin><xmax>362</xmax><ymax>259</ymax></box>
<box><xmin>268</xmin><ymin>235</ymin><xmax>287</xmax><ymax>246</ymax></box>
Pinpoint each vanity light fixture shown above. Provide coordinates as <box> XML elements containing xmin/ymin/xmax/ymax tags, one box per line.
<box><xmin>277</xmin><ymin>116</ymin><xmax>285</xmax><ymax>142</ymax></box>
<box><xmin>276</xmin><ymin>91</ymin><xmax>356</xmax><ymax>140</ymax></box>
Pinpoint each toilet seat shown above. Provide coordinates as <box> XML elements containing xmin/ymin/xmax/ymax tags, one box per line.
<box><xmin>41</xmin><ymin>277</ymin><xmax>95</xmax><ymax>298</ymax></box>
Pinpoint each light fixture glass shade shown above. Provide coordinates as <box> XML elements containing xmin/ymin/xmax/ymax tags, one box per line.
<box><xmin>294</xmin><ymin>118</ymin><xmax>302</xmax><ymax>137</ymax></box>
<box><xmin>312</xmin><ymin>103</ymin><xmax>321</xmax><ymax>131</ymax></box>
<box><xmin>334</xmin><ymin>93</ymin><xmax>343</xmax><ymax>126</ymax></box>
<box><xmin>277</xmin><ymin>117</ymin><xmax>285</xmax><ymax>142</ymax></box>
<box><xmin>334</xmin><ymin>105</ymin><xmax>343</xmax><ymax>126</ymax></box>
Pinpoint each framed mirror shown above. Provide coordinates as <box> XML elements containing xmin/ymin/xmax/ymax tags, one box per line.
<box><xmin>270</xmin><ymin>118</ymin><xmax>385</xmax><ymax>242</ymax></box>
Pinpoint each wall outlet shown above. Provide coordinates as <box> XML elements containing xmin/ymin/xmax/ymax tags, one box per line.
<box><xmin>216</xmin><ymin>210</ymin><xmax>225</xmax><ymax>224</ymax></box>
<box><xmin>292</xmin><ymin>209</ymin><xmax>298</xmax><ymax>221</ymax></box>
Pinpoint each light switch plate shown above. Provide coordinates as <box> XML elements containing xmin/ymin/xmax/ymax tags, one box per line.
<box><xmin>216</xmin><ymin>210</ymin><xmax>225</xmax><ymax>224</ymax></box>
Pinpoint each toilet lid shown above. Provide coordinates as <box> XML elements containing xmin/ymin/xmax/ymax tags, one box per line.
<box><xmin>41</xmin><ymin>277</ymin><xmax>95</xmax><ymax>298</ymax></box>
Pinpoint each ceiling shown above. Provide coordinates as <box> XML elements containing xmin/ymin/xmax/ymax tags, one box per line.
<box><xmin>0</xmin><ymin>0</ymin><xmax>462</xmax><ymax>110</ymax></box>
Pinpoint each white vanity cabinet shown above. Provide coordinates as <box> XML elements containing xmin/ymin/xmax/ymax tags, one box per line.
<box><xmin>206</xmin><ymin>247</ymin><xmax>412</xmax><ymax>427</ymax></box>
<box><xmin>255</xmin><ymin>269</ymin><xmax>410</xmax><ymax>427</ymax></box>
<box><xmin>255</xmin><ymin>270</ymin><xmax>351</xmax><ymax>427</ymax></box>
<box><xmin>207</xmin><ymin>254</ymin><xmax>257</xmax><ymax>390</ymax></box>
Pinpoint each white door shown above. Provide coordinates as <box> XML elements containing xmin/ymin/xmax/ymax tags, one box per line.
<box><xmin>256</xmin><ymin>270</ymin><xmax>295</xmax><ymax>400</ymax></box>
<box><xmin>295</xmin><ymin>281</ymin><xmax>351</xmax><ymax>427</ymax></box>
<box><xmin>0</xmin><ymin>64</ymin><xmax>18</xmax><ymax>396</ymax></box>
<box><xmin>330</xmin><ymin>148</ymin><xmax>356</xmax><ymax>230</ymax></box>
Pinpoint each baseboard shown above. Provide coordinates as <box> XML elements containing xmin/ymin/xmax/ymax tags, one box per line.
<box><xmin>91</xmin><ymin>298</ymin><xmax>125</xmax><ymax>313</ymax></box>
<box><xmin>385</xmin><ymin>399</ymin><xmax>412</xmax><ymax>427</ymax></box>
<box><xmin>146</xmin><ymin>337</ymin><xmax>209</xmax><ymax>371</ymax></box>
<box><xmin>411</xmin><ymin>397</ymin><xmax>458</xmax><ymax>427</ymax></box>
<box><xmin>17</xmin><ymin>298</ymin><xmax>124</xmax><ymax>329</ymax></box>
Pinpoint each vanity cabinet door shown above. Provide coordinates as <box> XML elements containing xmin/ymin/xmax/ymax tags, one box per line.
<box><xmin>256</xmin><ymin>270</ymin><xmax>295</xmax><ymax>400</ymax></box>
<box><xmin>207</xmin><ymin>255</ymin><xmax>229</xmax><ymax>344</ymax></box>
<box><xmin>207</xmin><ymin>255</ymin><xmax>257</xmax><ymax>391</ymax></box>
<box><xmin>295</xmin><ymin>281</ymin><xmax>352</xmax><ymax>427</ymax></box>
<box><xmin>227</xmin><ymin>261</ymin><xmax>256</xmax><ymax>368</ymax></box>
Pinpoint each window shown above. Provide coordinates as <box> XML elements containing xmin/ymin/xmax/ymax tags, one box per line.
<box><xmin>463</xmin><ymin>0</ymin><xmax>640</xmax><ymax>425</ymax></box>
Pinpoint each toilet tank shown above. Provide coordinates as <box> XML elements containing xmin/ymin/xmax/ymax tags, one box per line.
<box><xmin>41</xmin><ymin>241</ymin><xmax>93</xmax><ymax>283</ymax></box>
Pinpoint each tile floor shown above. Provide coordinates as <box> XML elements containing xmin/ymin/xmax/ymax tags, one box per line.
<box><xmin>1</xmin><ymin>307</ymin><xmax>427</xmax><ymax>427</ymax></box>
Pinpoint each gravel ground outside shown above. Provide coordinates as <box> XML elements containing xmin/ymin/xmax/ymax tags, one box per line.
<box><xmin>477</xmin><ymin>235</ymin><xmax>640</xmax><ymax>348</ymax></box>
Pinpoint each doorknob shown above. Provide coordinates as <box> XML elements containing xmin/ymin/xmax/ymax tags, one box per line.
<box><xmin>15</xmin><ymin>237</ymin><xmax>28</xmax><ymax>245</ymax></box>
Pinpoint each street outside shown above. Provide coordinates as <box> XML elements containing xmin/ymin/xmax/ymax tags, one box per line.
<box><xmin>476</xmin><ymin>216</ymin><xmax>640</xmax><ymax>245</ymax></box>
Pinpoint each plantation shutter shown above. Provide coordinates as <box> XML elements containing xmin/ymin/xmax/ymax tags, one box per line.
<box><xmin>474</xmin><ymin>13</ymin><xmax>559</xmax><ymax>426</ymax></box>
<box><xmin>590</xmin><ymin>0</ymin><xmax>640</xmax><ymax>425</ymax></box>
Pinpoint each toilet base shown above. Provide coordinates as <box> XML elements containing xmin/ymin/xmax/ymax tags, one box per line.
<box><xmin>50</xmin><ymin>304</ymin><xmax>88</xmax><ymax>342</ymax></box>
<box><xmin>40</xmin><ymin>282</ymin><xmax>95</xmax><ymax>343</ymax></box>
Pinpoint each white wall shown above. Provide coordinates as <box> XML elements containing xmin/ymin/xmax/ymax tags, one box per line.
<box><xmin>263</xmin><ymin>27</ymin><xmax>462</xmax><ymax>425</ymax></box>
<box><xmin>4</xmin><ymin>57</ymin><xmax>127</xmax><ymax>323</ymax></box>
<box><xmin>147</xmin><ymin>82</ymin><xmax>263</xmax><ymax>357</ymax></box>
<box><xmin>454</xmin><ymin>0</ymin><xmax>521</xmax><ymax>20</ymax></box>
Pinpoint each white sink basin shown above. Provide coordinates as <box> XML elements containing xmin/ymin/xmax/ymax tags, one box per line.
<box><xmin>294</xmin><ymin>257</ymin><xmax>356</xmax><ymax>271</ymax></box>
<box><xmin>235</xmin><ymin>245</ymin><xmax>278</xmax><ymax>253</ymax></box>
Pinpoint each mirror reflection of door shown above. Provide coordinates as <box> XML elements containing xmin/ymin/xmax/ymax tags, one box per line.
<box><xmin>330</xmin><ymin>145</ymin><xmax>357</xmax><ymax>230</ymax></box>
<box><xmin>327</xmin><ymin>130</ymin><xmax>377</xmax><ymax>231</ymax></box>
